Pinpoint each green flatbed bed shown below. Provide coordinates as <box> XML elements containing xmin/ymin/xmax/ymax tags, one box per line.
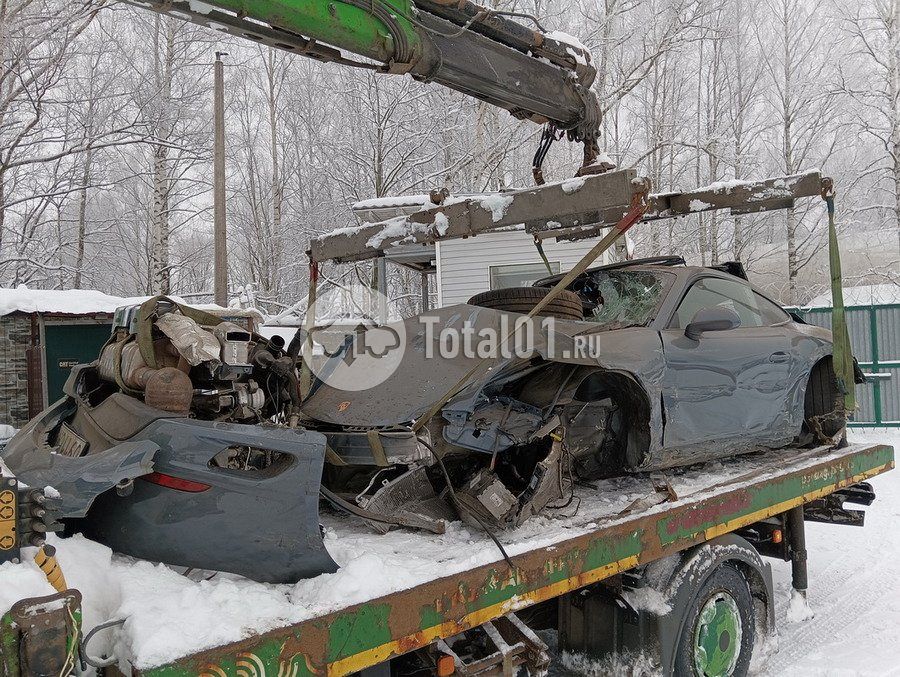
<box><xmin>127</xmin><ymin>441</ymin><xmax>893</xmax><ymax>677</ymax></box>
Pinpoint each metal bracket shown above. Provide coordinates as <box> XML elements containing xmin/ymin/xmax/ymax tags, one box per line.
<box><xmin>434</xmin><ymin>612</ymin><xmax>550</xmax><ymax>676</ymax></box>
<box><xmin>803</xmin><ymin>481</ymin><xmax>875</xmax><ymax>527</ymax></box>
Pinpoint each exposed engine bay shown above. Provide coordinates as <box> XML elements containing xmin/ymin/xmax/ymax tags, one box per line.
<box><xmin>2</xmin><ymin>296</ymin><xmax>639</xmax><ymax>582</ymax></box>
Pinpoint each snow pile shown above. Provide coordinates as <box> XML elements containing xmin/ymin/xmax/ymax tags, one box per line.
<box><xmin>560</xmin><ymin>177</ymin><xmax>587</xmax><ymax>194</ymax></box>
<box><xmin>479</xmin><ymin>194</ymin><xmax>515</xmax><ymax>222</ymax></box>
<box><xmin>0</xmin><ymin>425</ymin><xmax>17</xmax><ymax>443</ymax></box>
<box><xmin>689</xmin><ymin>199</ymin><xmax>711</xmax><ymax>212</ymax></box>
<box><xmin>621</xmin><ymin>586</ymin><xmax>673</xmax><ymax>615</ymax></box>
<box><xmin>365</xmin><ymin>215</ymin><xmax>424</xmax><ymax>249</ymax></box>
<box><xmin>560</xmin><ymin>649</ymin><xmax>661</xmax><ymax>676</ymax></box>
<box><xmin>433</xmin><ymin>211</ymin><xmax>450</xmax><ymax>235</ymax></box>
<box><xmin>804</xmin><ymin>283</ymin><xmax>900</xmax><ymax>308</ymax></box>
<box><xmin>352</xmin><ymin>194</ymin><xmax>432</xmax><ymax>211</ymax></box>
<box><xmin>544</xmin><ymin>30</ymin><xmax>593</xmax><ymax>67</ymax></box>
<box><xmin>786</xmin><ymin>588</ymin><xmax>814</xmax><ymax>623</ymax></box>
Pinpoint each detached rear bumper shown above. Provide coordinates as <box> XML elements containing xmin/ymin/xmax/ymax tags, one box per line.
<box><xmin>3</xmin><ymin>412</ymin><xmax>337</xmax><ymax>583</ymax></box>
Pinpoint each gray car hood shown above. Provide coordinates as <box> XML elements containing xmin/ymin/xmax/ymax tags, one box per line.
<box><xmin>300</xmin><ymin>303</ymin><xmax>651</xmax><ymax>427</ymax></box>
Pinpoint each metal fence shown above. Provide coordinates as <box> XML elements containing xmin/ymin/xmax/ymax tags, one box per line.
<box><xmin>791</xmin><ymin>304</ymin><xmax>900</xmax><ymax>427</ymax></box>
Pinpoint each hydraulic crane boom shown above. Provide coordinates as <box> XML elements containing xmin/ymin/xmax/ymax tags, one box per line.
<box><xmin>124</xmin><ymin>0</ymin><xmax>601</xmax><ymax>163</ymax></box>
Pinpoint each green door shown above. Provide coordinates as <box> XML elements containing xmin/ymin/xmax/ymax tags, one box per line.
<box><xmin>43</xmin><ymin>322</ymin><xmax>112</xmax><ymax>405</ymax></box>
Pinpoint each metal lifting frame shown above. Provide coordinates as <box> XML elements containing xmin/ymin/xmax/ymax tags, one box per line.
<box><xmin>308</xmin><ymin>169</ymin><xmax>824</xmax><ymax>264</ymax></box>
<box><xmin>305</xmin><ymin>168</ymin><xmax>855</xmax><ymax>425</ymax></box>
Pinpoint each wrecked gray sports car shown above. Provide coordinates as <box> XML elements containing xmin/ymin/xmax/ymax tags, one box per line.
<box><xmin>1</xmin><ymin>258</ymin><xmax>851</xmax><ymax>583</ymax></box>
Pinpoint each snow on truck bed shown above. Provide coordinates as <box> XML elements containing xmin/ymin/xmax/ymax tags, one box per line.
<box><xmin>0</xmin><ymin>437</ymin><xmax>894</xmax><ymax>671</ymax></box>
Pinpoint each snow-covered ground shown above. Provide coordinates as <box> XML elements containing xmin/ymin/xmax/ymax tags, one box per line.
<box><xmin>0</xmin><ymin>430</ymin><xmax>897</xmax><ymax>673</ymax></box>
<box><xmin>756</xmin><ymin>427</ymin><xmax>900</xmax><ymax>677</ymax></box>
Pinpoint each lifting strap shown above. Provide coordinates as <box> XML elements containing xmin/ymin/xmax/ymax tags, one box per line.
<box><xmin>821</xmin><ymin>179</ymin><xmax>856</xmax><ymax>414</ymax></box>
<box><xmin>533</xmin><ymin>237</ymin><xmax>554</xmax><ymax>276</ymax></box>
<box><xmin>299</xmin><ymin>260</ymin><xmax>319</xmax><ymax>399</ymax></box>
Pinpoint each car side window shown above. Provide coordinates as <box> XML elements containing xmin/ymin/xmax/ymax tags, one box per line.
<box><xmin>754</xmin><ymin>292</ymin><xmax>791</xmax><ymax>326</ymax></box>
<box><xmin>670</xmin><ymin>277</ymin><xmax>763</xmax><ymax>329</ymax></box>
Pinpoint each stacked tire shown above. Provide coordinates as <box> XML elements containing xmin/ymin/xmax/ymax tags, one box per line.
<box><xmin>467</xmin><ymin>287</ymin><xmax>583</xmax><ymax>320</ymax></box>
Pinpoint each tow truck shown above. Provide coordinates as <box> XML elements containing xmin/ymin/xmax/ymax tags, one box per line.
<box><xmin>1</xmin><ymin>165</ymin><xmax>895</xmax><ymax>676</ymax></box>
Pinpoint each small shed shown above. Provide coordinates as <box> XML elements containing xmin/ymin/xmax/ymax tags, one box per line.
<box><xmin>0</xmin><ymin>288</ymin><xmax>147</xmax><ymax>428</ymax></box>
<box><xmin>0</xmin><ymin>288</ymin><xmax>260</xmax><ymax>429</ymax></box>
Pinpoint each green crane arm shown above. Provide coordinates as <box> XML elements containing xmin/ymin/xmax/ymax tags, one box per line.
<box><xmin>123</xmin><ymin>0</ymin><xmax>600</xmax><ymax>156</ymax></box>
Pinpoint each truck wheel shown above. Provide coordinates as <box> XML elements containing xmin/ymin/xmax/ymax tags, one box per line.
<box><xmin>467</xmin><ymin>287</ymin><xmax>584</xmax><ymax>320</ymax></box>
<box><xmin>673</xmin><ymin>564</ymin><xmax>755</xmax><ymax>677</ymax></box>
<box><xmin>803</xmin><ymin>357</ymin><xmax>846</xmax><ymax>440</ymax></box>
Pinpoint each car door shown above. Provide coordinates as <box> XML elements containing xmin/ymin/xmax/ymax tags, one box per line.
<box><xmin>659</xmin><ymin>276</ymin><xmax>795</xmax><ymax>451</ymax></box>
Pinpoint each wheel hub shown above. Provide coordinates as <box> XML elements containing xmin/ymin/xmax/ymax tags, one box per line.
<box><xmin>693</xmin><ymin>591</ymin><xmax>742</xmax><ymax>676</ymax></box>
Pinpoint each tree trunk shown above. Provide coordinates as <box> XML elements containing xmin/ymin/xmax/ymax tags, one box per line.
<box><xmin>149</xmin><ymin>16</ymin><xmax>175</xmax><ymax>295</ymax></box>
<box><xmin>890</xmin><ymin>0</ymin><xmax>900</xmax><ymax>252</ymax></box>
<box><xmin>266</xmin><ymin>48</ymin><xmax>282</xmax><ymax>300</ymax></box>
<box><xmin>73</xmin><ymin>147</ymin><xmax>92</xmax><ymax>289</ymax></box>
<box><xmin>786</xmin><ymin>206</ymin><xmax>798</xmax><ymax>303</ymax></box>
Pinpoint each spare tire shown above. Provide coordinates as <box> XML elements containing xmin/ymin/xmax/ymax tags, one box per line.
<box><xmin>468</xmin><ymin>287</ymin><xmax>584</xmax><ymax>320</ymax></box>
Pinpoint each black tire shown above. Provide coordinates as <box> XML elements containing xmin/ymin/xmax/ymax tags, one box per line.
<box><xmin>673</xmin><ymin>564</ymin><xmax>755</xmax><ymax>677</ymax></box>
<box><xmin>467</xmin><ymin>287</ymin><xmax>584</xmax><ymax>320</ymax></box>
<box><xmin>803</xmin><ymin>358</ymin><xmax>846</xmax><ymax>439</ymax></box>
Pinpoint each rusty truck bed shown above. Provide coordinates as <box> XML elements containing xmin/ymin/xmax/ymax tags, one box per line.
<box><xmin>130</xmin><ymin>441</ymin><xmax>894</xmax><ymax>677</ymax></box>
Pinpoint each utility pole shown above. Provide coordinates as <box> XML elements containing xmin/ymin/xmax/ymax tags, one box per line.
<box><xmin>213</xmin><ymin>51</ymin><xmax>228</xmax><ymax>307</ymax></box>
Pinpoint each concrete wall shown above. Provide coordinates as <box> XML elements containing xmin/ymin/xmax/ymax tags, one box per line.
<box><xmin>436</xmin><ymin>229</ymin><xmax>611</xmax><ymax>306</ymax></box>
<box><xmin>0</xmin><ymin>314</ymin><xmax>31</xmax><ymax>428</ymax></box>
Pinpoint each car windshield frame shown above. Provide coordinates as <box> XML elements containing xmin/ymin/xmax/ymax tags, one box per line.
<box><xmin>573</xmin><ymin>268</ymin><xmax>676</xmax><ymax>331</ymax></box>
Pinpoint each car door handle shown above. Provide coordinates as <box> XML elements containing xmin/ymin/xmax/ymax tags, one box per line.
<box><xmin>769</xmin><ymin>352</ymin><xmax>790</xmax><ymax>363</ymax></box>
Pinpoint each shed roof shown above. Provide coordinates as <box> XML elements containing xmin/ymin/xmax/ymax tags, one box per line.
<box><xmin>0</xmin><ymin>287</ymin><xmax>232</xmax><ymax>318</ymax></box>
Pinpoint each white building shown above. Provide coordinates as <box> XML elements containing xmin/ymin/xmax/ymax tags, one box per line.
<box><xmin>435</xmin><ymin>228</ymin><xmax>610</xmax><ymax>306</ymax></box>
<box><xmin>352</xmin><ymin>194</ymin><xmax>611</xmax><ymax>309</ymax></box>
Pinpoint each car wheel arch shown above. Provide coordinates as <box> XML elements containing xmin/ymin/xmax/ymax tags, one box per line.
<box><xmin>565</xmin><ymin>367</ymin><xmax>653</xmax><ymax>472</ymax></box>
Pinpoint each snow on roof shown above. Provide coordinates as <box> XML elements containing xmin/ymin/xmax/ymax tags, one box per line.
<box><xmin>0</xmin><ymin>287</ymin><xmax>147</xmax><ymax>317</ymax></box>
<box><xmin>804</xmin><ymin>283</ymin><xmax>900</xmax><ymax>308</ymax></box>
<box><xmin>0</xmin><ymin>286</ymin><xmax>231</xmax><ymax>317</ymax></box>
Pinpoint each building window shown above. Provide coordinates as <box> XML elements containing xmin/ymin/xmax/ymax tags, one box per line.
<box><xmin>489</xmin><ymin>262</ymin><xmax>560</xmax><ymax>289</ymax></box>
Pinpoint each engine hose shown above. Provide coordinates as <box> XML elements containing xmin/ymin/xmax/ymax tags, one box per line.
<box><xmin>286</xmin><ymin>328</ymin><xmax>308</xmax><ymax>366</ymax></box>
